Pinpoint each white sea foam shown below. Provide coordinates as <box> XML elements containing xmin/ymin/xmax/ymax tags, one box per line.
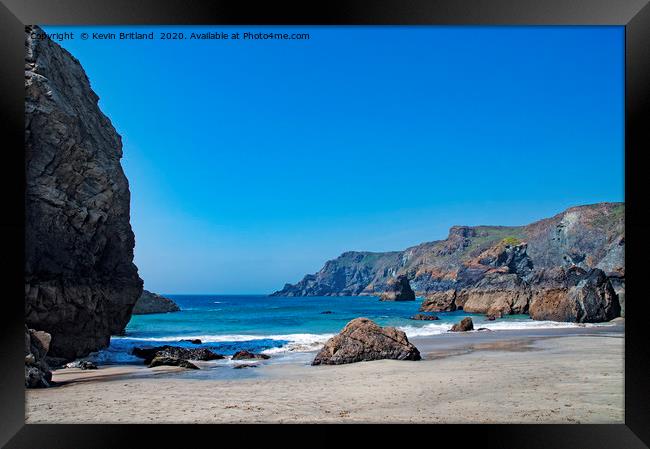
<box><xmin>113</xmin><ymin>332</ymin><xmax>335</xmax><ymax>345</ymax></box>
<box><xmin>110</xmin><ymin>320</ymin><xmax>616</xmax><ymax>358</ymax></box>
<box><xmin>398</xmin><ymin>319</ymin><xmax>615</xmax><ymax>337</ymax></box>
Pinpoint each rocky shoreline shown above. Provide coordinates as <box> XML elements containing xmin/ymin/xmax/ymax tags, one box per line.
<box><xmin>26</xmin><ymin>325</ymin><xmax>624</xmax><ymax>423</ymax></box>
<box><xmin>272</xmin><ymin>204</ymin><xmax>624</xmax><ymax>325</ymax></box>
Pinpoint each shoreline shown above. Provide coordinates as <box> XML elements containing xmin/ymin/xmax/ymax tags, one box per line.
<box><xmin>27</xmin><ymin>322</ymin><xmax>624</xmax><ymax>423</ymax></box>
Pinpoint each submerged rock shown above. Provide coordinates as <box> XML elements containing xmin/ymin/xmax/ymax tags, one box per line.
<box><xmin>180</xmin><ymin>339</ymin><xmax>202</xmax><ymax>345</ymax></box>
<box><xmin>148</xmin><ymin>356</ymin><xmax>199</xmax><ymax>369</ymax></box>
<box><xmin>379</xmin><ymin>275</ymin><xmax>416</xmax><ymax>301</ymax></box>
<box><xmin>409</xmin><ymin>313</ymin><xmax>439</xmax><ymax>321</ymax></box>
<box><xmin>231</xmin><ymin>350</ymin><xmax>270</xmax><ymax>360</ymax></box>
<box><xmin>132</xmin><ymin>290</ymin><xmax>181</xmax><ymax>315</ymax></box>
<box><xmin>132</xmin><ymin>345</ymin><xmax>224</xmax><ymax>364</ymax></box>
<box><xmin>312</xmin><ymin>318</ymin><xmax>421</xmax><ymax>365</ymax></box>
<box><xmin>450</xmin><ymin>317</ymin><xmax>474</xmax><ymax>332</ymax></box>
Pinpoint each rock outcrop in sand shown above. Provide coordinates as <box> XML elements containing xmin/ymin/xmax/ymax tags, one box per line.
<box><xmin>25</xmin><ymin>326</ymin><xmax>52</xmax><ymax>388</ymax></box>
<box><xmin>132</xmin><ymin>290</ymin><xmax>180</xmax><ymax>315</ymax></box>
<box><xmin>379</xmin><ymin>275</ymin><xmax>415</xmax><ymax>301</ymax></box>
<box><xmin>312</xmin><ymin>318</ymin><xmax>421</xmax><ymax>365</ymax></box>
<box><xmin>132</xmin><ymin>346</ymin><xmax>225</xmax><ymax>365</ymax></box>
<box><xmin>24</xmin><ymin>26</ymin><xmax>143</xmax><ymax>360</ymax></box>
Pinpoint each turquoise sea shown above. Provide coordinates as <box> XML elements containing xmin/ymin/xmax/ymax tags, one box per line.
<box><xmin>93</xmin><ymin>294</ymin><xmax>588</xmax><ymax>366</ymax></box>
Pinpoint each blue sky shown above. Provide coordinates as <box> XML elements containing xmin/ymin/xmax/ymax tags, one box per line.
<box><xmin>43</xmin><ymin>26</ymin><xmax>624</xmax><ymax>294</ymax></box>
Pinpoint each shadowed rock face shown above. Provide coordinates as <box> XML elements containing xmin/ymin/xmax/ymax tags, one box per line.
<box><xmin>24</xmin><ymin>26</ymin><xmax>143</xmax><ymax>360</ymax></box>
<box><xmin>312</xmin><ymin>318</ymin><xmax>421</xmax><ymax>365</ymax></box>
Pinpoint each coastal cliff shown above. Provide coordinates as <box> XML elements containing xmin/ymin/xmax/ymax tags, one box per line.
<box><xmin>272</xmin><ymin>203</ymin><xmax>624</xmax><ymax>322</ymax></box>
<box><xmin>25</xmin><ymin>26</ymin><xmax>143</xmax><ymax>360</ymax></box>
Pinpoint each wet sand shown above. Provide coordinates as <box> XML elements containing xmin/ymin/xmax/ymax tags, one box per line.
<box><xmin>26</xmin><ymin>323</ymin><xmax>624</xmax><ymax>423</ymax></box>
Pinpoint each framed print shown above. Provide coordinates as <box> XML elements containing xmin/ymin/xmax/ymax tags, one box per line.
<box><xmin>1</xmin><ymin>0</ymin><xmax>649</xmax><ymax>447</ymax></box>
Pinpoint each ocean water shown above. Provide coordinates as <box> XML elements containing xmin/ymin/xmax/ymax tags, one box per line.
<box><xmin>92</xmin><ymin>294</ymin><xmax>594</xmax><ymax>368</ymax></box>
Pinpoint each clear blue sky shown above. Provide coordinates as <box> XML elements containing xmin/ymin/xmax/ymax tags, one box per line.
<box><xmin>43</xmin><ymin>26</ymin><xmax>624</xmax><ymax>294</ymax></box>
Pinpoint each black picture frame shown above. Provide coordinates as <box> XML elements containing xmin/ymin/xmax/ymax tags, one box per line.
<box><xmin>1</xmin><ymin>0</ymin><xmax>649</xmax><ymax>447</ymax></box>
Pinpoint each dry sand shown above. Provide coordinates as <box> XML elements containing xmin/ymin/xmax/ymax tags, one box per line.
<box><xmin>26</xmin><ymin>328</ymin><xmax>624</xmax><ymax>424</ymax></box>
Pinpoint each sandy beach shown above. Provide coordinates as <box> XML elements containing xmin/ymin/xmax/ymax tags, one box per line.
<box><xmin>26</xmin><ymin>323</ymin><xmax>624</xmax><ymax>424</ymax></box>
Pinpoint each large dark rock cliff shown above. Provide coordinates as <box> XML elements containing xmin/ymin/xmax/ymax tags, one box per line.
<box><xmin>24</xmin><ymin>26</ymin><xmax>143</xmax><ymax>360</ymax></box>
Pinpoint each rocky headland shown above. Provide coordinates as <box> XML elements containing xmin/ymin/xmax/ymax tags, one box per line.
<box><xmin>25</xmin><ymin>25</ymin><xmax>143</xmax><ymax>380</ymax></box>
<box><xmin>272</xmin><ymin>203</ymin><xmax>624</xmax><ymax>323</ymax></box>
<box><xmin>132</xmin><ymin>290</ymin><xmax>181</xmax><ymax>315</ymax></box>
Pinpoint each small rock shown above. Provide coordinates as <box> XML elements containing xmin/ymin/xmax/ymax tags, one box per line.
<box><xmin>231</xmin><ymin>350</ymin><xmax>270</xmax><ymax>360</ymax></box>
<box><xmin>320</xmin><ymin>311</ymin><xmax>334</xmax><ymax>314</ymax></box>
<box><xmin>79</xmin><ymin>360</ymin><xmax>98</xmax><ymax>370</ymax></box>
<box><xmin>233</xmin><ymin>364</ymin><xmax>259</xmax><ymax>369</ymax></box>
<box><xmin>148</xmin><ymin>356</ymin><xmax>199</xmax><ymax>369</ymax></box>
<box><xmin>181</xmin><ymin>339</ymin><xmax>202</xmax><ymax>344</ymax></box>
<box><xmin>450</xmin><ymin>317</ymin><xmax>474</xmax><ymax>332</ymax></box>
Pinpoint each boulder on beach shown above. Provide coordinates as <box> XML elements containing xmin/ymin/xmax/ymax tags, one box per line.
<box><xmin>450</xmin><ymin>317</ymin><xmax>474</xmax><ymax>332</ymax></box>
<box><xmin>132</xmin><ymin>345</ymin><xmax>224</xmax><ymax>364</ymax></box>
<box><xmin>379</xmin><ymin>275</ymin><xmax>416</xmax><ymax>301</ymax></box>
<box><xmin>25</xmin><ymin>326</ymin><xmax>53</xmax><ymax>388</ymax></box>
<box><xmin>312</xmin><ymin>318</ymin><xmax>421</xmax><ymax>365</ymax></box>
<box><xmin>79</xmin><ymin>360</ymin><xmax>98</xmax><ymax>370</ymax></box>
<box><xmin>409</xmin><ymin>313</ymin><xmax>439</xmax><ymax>321</ymax></box>
<box><xmin>231</xmin><ymin>350</ymin><xmax>270</xmax><ymax>360</ymax></box>
<box><xmin>132</xmin><ymin>290</ymin><xmax>181</xmax><ymax>315</ymax></box>
<box><xmin>148</xmin><ymin>356</ymin><xmax>199</xmax><ymax>369</ymax></box>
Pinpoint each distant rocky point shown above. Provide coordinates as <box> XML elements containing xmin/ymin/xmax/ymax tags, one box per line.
<box><xmin>132</xmin><ymin>290</ymin><xmax>181</xmax><ymax>315</ymax></box>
